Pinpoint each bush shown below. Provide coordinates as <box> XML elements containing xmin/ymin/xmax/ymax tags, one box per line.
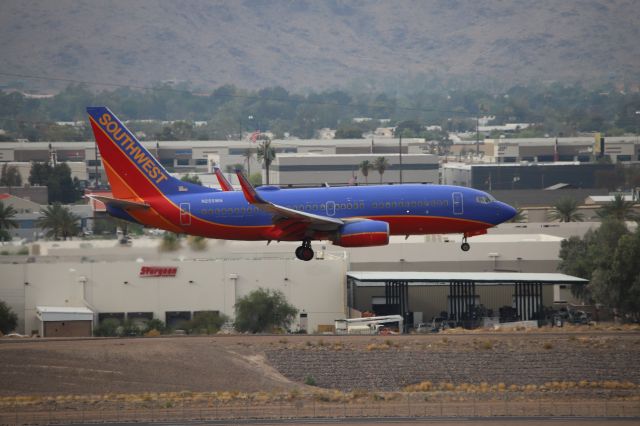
<box><xmin>186</xmin><ymin>312</ymin><xmax>226</xmax><ymax>334</ymax></box>
<box><xmin>93</xmin><ymin>318</ymin><xmax>121</xmax><ymax>337</ymax></box>
<box><xmin>304</xmin><ymin>375</ymin><xmax>317</xmax><ymax>386</ymax></box>
<box><xmin>144</xmin><ymin>318</ymin><xmax>167</xmax><ymax>334</ymax></box>
<box><xmin>0</xmin><ymin>300</ymin><xmax>18</xmax><ymax>334</ymax></box>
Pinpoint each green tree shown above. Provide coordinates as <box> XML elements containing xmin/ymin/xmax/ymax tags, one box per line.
<box><xmin>37</xmin><ymin>203</ymin><xmax>80</xmax><ymax>240</ymax></box>
<box><xmin>257</xmin><ymin>140</ymin><xmax>276</xmax><ymax>185</ymax></box>
<box><xmin>335</xmin><ymin>126</ymin><xmax>363</xmax><ymax>139</ymax></box>
<box><xmin>359</xmin><ymin>160</ymin><xmax>373</xmax><ymax>185</ymax></box>
<box><xmin>187</xmin><ymin>235</ymin><xmax>207</xmax><ymax>251</ymax></box>
<box><xmin>373</xmin><ymin>156</ymin><xmax>390</xmax><ymax>184</ymax></box>
<box><xmin>243</xmin><ymin>148</ymin><xmax>254</xmax><ymax>176</ymax></box>
<box><xmin>0</xmin><ymin>202</ymin><xmax>18</xmax><ymax>242</ymax></box>
<box><xmin>234</xmin><ymin>288</ymin><xmax>298</xmax><ymax>333</ymax></box>
<box><xmin>180</xmin><ymin>174</ymin><xmax>202</xmax><ymax>185</ymax></box>
<box><xmin>0</xmin><ymin>164</ymin><xmax>22</xmax><ymax>187</ymax></box>
<box><xmin>28</xmin><ymin>162</ymin><xmax>82</xmax><ymax>203</ymax></box>
<box><xmin>596</xmin><ymin>194</ymin><xmax>638</xmax><ymax>221</ymax></box>
<box><xmin>0</xmin><ymin>300</ymin><xmax>18</xmax><ymax>334</ymax></box>
<box><xmin>158</xmin><ymin>232</ymin><xmax>181</xmax><ymax>251</ymax></box>
<box><xmin>547</xmin><ymin>197</ymin><xmax>584</xmax><ymax>222</ymax></box>
<box><xmin>559</xmin><ymin>219</ymin><xmax>630</xmax><ymax>305</ymax></box>
<box><xmin>591</xmin><ymin>229</ymin><xmax>640</xmax><ymax>319</ymax></box>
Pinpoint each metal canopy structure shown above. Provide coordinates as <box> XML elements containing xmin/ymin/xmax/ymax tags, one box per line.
<box><xmin>347</xmin><ymin>271</ymin><xmax>588</xmax><ymax>285</ymax></box>
<box><xmin>347</xmin><ymin>271</ymin><xmax>588</xmax><ymax>326</ymax></box>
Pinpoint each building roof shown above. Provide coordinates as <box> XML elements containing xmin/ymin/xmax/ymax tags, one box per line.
<box><xmin>36</xmin><ymin>306</ymin><xmax>94</xmax><ymax>322</ymax></box>
<box><xmin>347</xmin><ymin>271</ymin><xmax>587</xmax><ymax>285</ymax></box>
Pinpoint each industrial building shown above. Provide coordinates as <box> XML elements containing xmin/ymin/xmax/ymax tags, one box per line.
<box><xmin>0</xmin><ymin>137</ymin><xmax>425</xmax><ymax>186</ymax></box>
<box><xmin>442</xmin><ymin>162</ymin><xmax>616</xmax><ymax>190</ymax></box>
<box><xmin>347</xmin><ymin>271</ymin><xmax>587</xmax><ymax>329</ymax></box>
<box><xmin>269</xmin><ymin>153</ymin><xmax>438</xmax><ymax>186</ymax></box>
<box><xmin>0</xmin><ymin>220</ymin><xmax>599</xmax><ymax>337</ymax></box>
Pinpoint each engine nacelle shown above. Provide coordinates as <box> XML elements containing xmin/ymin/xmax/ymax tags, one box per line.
<box><xmin>333</xmin><ymin>220</ymin><xmax>390</xmax><ymax>247</ymax></box>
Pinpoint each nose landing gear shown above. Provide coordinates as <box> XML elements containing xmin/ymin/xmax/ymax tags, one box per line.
<box><xmin>295</xmin><ymin>239</ymin><xmax>315</xmax><ymax>261</ymax></box>
<box><xmin>461</xmin><ymin>235</ymin><xmax>470</xmax><ymax>252</ymax></box>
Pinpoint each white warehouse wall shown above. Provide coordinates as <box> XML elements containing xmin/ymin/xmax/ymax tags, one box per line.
<box><xmin>1</xmin><ymin>256</ymin><xmax>347</xmax><ymax>335</ymax></box>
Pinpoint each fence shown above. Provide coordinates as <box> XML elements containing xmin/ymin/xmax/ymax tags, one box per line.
<box><xmin>1</xmin><ymin>394</ymin><xmax>639</xmax><ymax>425</ymax></box>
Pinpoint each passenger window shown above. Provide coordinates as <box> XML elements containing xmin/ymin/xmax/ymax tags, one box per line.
<box><xmin>215</xmin><ymin>208</ymin><xmax>220</xmax><ymax>215</ymax></box>
<box><xmin>359</xmin><ymin>202</ymin><xmax>364</xmax><ymax>208</ymax></box>
<box><xmin>347</xmin><ymin>203</ymin><xmax>352</xmax><ymax>209</ymax></box>
<box><xmin>385</xmin><ymin>202</ymin><xmax>391</xmax><ymax>208</ymax></box>
<box><xmin>411</xmin><ymin>201</ymin><xmax>417</xmax><ymax>207</ymax></box>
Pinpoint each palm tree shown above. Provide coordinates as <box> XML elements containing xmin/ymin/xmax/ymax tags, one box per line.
<box><xmin>373</xmin><ymin>156</ymin><xmax>390</xmax><ymax>184</ymax></box>
<box><xmin>0</xmin><ymin>201</ymin><xmax>18</xmax><ymax>242</ymax></box>
<box><xmin>37</xmin><ymin>203</ymin><xmax>80</xmax><ymax>240</ymax></box>
<box><xmin>359</xmin><ymin>160</ymin><xmax>373</xmax><ymax>185</ymax></box>
<box><xmin>596</xmin><ymin>194</ymin><xmax>638</xmax><ymax>221</ymax></box>
<box><xmin>547</xmin><ymin>197</ymin><xmax>584</xmax><ymax>222</ymax></box>
<box><xmin>509</xmin><ymin>208</ymin><xmax>527</xmax><ymax>223</ymax></box>
<box><xmin>257</xmin><ymin>139</ymin><xmax>276</xmax><ymax>185</ymax></box>
<box><xmin>243</xmin><ymin>148</ymin><xmax>254</xmax><ymax>177</ymax></box>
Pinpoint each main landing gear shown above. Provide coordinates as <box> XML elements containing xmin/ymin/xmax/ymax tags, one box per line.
<box><xmin>461</xmin><ymin>235</ymin><xmax>470</xmax><ymax>252</ymax></box>
<box><xmin>295</xmin><ymin>239</ymin><xmax>314</xmax><ymax>261</ymax></box>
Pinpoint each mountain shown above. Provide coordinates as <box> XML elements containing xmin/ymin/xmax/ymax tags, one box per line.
<box><xmin>1</xmin><ymin>0</ymin><xmax>639</xmax><ymax>92</ymax></box>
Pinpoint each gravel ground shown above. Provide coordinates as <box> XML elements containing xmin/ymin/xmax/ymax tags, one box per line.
<box><xmin>265</xmin><ymin>333</ymin><xmax>640</xmax><ymax>391</ymax></box>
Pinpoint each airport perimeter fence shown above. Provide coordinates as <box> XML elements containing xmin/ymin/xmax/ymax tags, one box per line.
<box><xmin>1</xmin><ymin>394</ymin><xmax>639</xmax><ymax>425</ymax></box>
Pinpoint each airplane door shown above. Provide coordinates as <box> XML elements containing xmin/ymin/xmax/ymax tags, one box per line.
<box><xmin>452</xmin><ymin>192</ymin><xmax>463</xmax><ymax>215</ymax></box>
<box><xmin>179</xmin><ymin>202</ymin><xmax>191</xmax><ymax>225</ymax></box>
<box><xmin>326</xmin><ymin>201</ymin><xmax>336</xmax><ymax>217</ymax></box>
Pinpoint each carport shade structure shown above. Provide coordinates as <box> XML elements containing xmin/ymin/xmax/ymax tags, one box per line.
<box><xmin>346</xmin><ymin>272</ymin><xmax>588</xmax><ymax>328</ymax></box>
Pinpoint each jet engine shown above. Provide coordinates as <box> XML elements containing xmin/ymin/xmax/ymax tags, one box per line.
<box><xmin>332</xmin><ymin>220</ymin><xmax>390</xmax><ymax>247</ymax></box>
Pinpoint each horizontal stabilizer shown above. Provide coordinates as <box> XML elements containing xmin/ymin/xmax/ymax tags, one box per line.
<box><xmin>86</xmin><ymin>195</ymin><xmax>149</xmax><ymax>210</ymax></box>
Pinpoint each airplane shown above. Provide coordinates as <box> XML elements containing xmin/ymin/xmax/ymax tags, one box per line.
<box><xmin>86</xmin><ymin>107</ymin><xmax>517</xmax><ymax>261</ymax></box>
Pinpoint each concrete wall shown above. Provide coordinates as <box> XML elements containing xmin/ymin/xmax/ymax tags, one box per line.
<box><xmin>0</xmin><ymin>256</ymin><xmax>347</xmax><ymax>335</ymax></box>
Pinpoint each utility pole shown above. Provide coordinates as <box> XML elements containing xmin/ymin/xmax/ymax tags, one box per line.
<box><xmin>476</xmin><ymin>116</ymin><xmax>480</xmax><ymax>156</ymax></box>
<box><xmin>399</xmin><ymin>133</ymin><xmax>403</xmax><ymax>184</ymax></box>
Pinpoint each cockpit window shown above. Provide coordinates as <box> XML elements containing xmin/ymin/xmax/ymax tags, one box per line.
<box><xmin>476</xmin><ymin>195</ymin><xmax>493</xmax><ymax>204</ymax></box>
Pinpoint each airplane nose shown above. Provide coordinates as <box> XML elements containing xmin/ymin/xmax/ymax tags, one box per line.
<box><xmin>498</xmin><ymin>202</ymin><xmax>517</xmax><ymax>223</ymax></box>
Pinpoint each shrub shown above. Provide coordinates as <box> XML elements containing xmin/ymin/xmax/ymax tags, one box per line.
<box><xmin>186</xmin><ymin>312</ymin><xmax>226</xmax><ymax>334</ymax></box>
<box><xmin>0</xmin><ymin>300</ymin><xmax>18</xmax><ymax>334</ymax></box>
<box><xmin>93</xmin><ymin>318</ymin><xmax>121</xmax><ymax>337</ymax></box>
<box><xmin>304</xmin><ymin>375</ymin><xmax>317</xmax><ymax>386</ymax></box>
<box><xmin>144</xmin><ymin>318</ymin><xmax>166</xmax><ymax>334</ymax></box>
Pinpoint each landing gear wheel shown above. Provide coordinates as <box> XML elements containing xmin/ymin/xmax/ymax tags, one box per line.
<box><xmin>300</xmin><ymin>247</ymin><xmax>314</xmax><ymax>261</ymax></box>
<box><xmin>461</xmin><ymin>235</ymin><xmax>470</xmax><ymax>252</ymax></box>
<box><xmin>295</xmin><ymin>239</ymin><xmax>314</xmax><ymax>261</ymax></box>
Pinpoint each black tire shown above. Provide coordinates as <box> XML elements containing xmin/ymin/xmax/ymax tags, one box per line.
<box><xmin>295</xmin><ymin>246</ymin><xmax>304</xmax><ymax>260</ymax></box>
<box><xmin>301</xmin><ymin>247</ymin><xmax>314</xmax><ymax>261</ymax></box>
<box><xmin>461</xmin><ymin>242</ymin><xmax>470</xmax><ymax>252</ymax></box>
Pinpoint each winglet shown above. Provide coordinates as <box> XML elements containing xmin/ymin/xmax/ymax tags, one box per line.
<box><xmin>236</xmin><ymin>171</ymin><xmax>266</xmax><ymax>204</ymax></box>
<box><xmin>213</xmin><ymin>166</ymin><xmax>234</xmax><ymax>191</ymax></box>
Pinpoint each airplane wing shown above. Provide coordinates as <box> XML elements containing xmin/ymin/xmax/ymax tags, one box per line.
<box><xmin>235</xmin><ymin>171</ymin><xmax>343</xmax><ymax>231</ymax></box>
<box><xmin>86</xmin><ymin>195</ymin><xmax>150</xmax><ymax>210</ymax></box>
<box><xmin>213</xmin><ymin>166</ymin><xmax>235</xmax><ymax>191</ymax></box>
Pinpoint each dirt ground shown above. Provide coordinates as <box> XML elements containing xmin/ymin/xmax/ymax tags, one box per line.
<box><xmin>1</xmin><ymin>332</ymin><xmax>639</xmax><ymax>424</ymax></box>
<box><xmin>0</xmin><ymin>331</ymin><xmax>638</xmax><ymax>397</ymax></box>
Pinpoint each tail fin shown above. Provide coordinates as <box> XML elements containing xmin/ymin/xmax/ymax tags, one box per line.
<box><xmin>213</xmin><ymin>166</ymin><xmax>235</xmax><ymax>191</ymax></box>
<box><xmin>87</xmin><ymin>107</ymin><xmax>212</xmax><ymax>200</ymax></box>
